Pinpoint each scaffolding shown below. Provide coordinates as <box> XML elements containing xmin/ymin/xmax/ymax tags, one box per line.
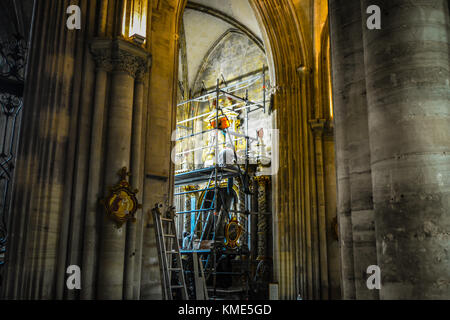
<box><xmin>174</xmin><ymin>67</ymin><xmax>268</xmax><ymax>299</ymax></box>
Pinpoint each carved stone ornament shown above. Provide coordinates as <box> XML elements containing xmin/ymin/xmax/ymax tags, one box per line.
<box><xmin>90</xmin><ymin>38</ymin><xmax>151</xmax><ymax>78</ymax></box>
<box><xmin>255</xmin><ymin>175</ymin><xmax>270</xmax><ymax>186</ymax></box>
<box><xmin>101</xmin><ymin>167</ymin><xmax>142</xmax><ymax>228</ymax></box>
<box><xmin>113</xmin><ymin>50</ymin><xmax>142</xmax><ymax>77</ymax></box>
<box><xmin>92</xmin><ymin>49</ymin><xmax>113</xmax><ymax>72</ymax></box>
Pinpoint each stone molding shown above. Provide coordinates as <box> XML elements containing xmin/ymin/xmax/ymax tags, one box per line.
<box><xmin>309</xmin><ymin>118</ymin><xmax>326</xmax><ymax>137</ymax></box>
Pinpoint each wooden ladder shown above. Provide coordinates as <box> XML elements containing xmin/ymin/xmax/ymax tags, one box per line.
<box><xmin>152</xmin><ymin>203</ymin><xmax>189</xmax><ymax>300</ymax></box>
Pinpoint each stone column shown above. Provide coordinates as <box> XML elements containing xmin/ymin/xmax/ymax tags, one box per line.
<box><xmin>254</xmin><ymin>175</ymin><xmax>270</xmax><ymax>299</ymax></box>
<box><xmin>182</xmin><ymin>186</ymin><xmax>197</xmax><ymax>237</ymax></box>
<box><xmin>184</xmin><ymin>194</ymin><xmax>191</xmax><ymax>235</ymax></box>
<box><xmin>96</xmin><ymin>39</ymin><xmax>150</xmax><ymax>300</ymax></box>
<box><xmin>332</xmin><ymin>0</ymin><xmax>379</xmax><ymax>300</ymax></box>
<box><xmin>81</xmin><ymin>41</ymin><xmax>112</xmax><ymax>300</ymax></box>
<box><xmin>1</xmin><ymin>0</ymin><xmax>92</xmax><ymax>299</ymax></box>
<box><xmin>328</xmin><ymin>0</ymin><xmax>357</xmax><ymax>299</ymax></box>
<box><xmin>310</xmin><ymin>119</ymin><xmax>330</xmax><ymax>300</ymax></box>
<box><xmin>255</xmin><ymin>176</ymin><xmax>269</xmax><ymax>261</ymax></box>
<box><xmin>361</xmin><ymin>0</ymin><xmax>450</xmax><ymax>299</ymax></box>
<box><xmin>250</xmin><ymin>179</ymin><xmax>258</xmax><ymax>262</ymax></box>
<box><xmin>237</xmin><ymin>178</ymin><xmax>248</xmax><ymax>248</ymax></box>
<box><xmin>124</xmin><ymin>65</ymin><xmax>148</xmax><ymax>299</ymax></box>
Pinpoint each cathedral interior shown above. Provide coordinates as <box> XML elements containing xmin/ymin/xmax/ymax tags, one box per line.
<box><xmin>0</xmin><ymin>0</ymin><xmax>449</xmax><ymax>301</ymax></box>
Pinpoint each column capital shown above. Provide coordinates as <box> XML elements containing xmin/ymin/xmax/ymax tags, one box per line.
<box><xmin>90</xmin><ymin>38</ymin><xmax>151</xmax><ymax>78</ymax></box>
<box><xmin>90</xmin><ymin>39</ymin><xmax>113</xmax><ymax>72</ymax></box>
<box><xmin>309</xmin><ymin>118</ymin><xmax>326</xmax><ymax>136</ymax></box>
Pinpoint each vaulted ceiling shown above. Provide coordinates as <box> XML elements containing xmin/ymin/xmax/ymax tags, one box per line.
<box><xmin>188</xmin><ymin>0</ymin><xmax>262</xmax><ymax>39</ymax></box>
<box><xmin>182</xmin><ymin>0</ymin><xmax>264</xmax><ymax>88</ymax></box>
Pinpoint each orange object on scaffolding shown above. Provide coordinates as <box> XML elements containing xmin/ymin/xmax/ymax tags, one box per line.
<box><xmin>210</xmin><ymin>115</ymin><xmax>230</xmax><ymax>130</ymax></box>
<box><xmin>207</xmin><ymin>107</ymin><xmax>231</xmax><ymax>130</ymax></box>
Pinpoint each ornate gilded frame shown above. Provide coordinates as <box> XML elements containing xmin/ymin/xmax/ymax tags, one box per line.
<box><xmin>101</xmin><ymin>167</ymin><xmax>141</xmax><ymax>228</ymax></box>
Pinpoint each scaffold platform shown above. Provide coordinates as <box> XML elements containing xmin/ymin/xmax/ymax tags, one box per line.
<box><xmin>174</xmin><ymin>165</ymin><xmax>241</xmax><ymax>186</ymax></box>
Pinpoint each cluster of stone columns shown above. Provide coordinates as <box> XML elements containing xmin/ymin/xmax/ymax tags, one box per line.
<box><xmin>91</xmin><ymin>39</ymin><xmax>150</xmax><ymax>300</ymax></box>
<box><xmin>1</xmin><ymin>0</ymin><xmax>152</xmax><ymax>300</ymax></box>
<box><xmin>329</xmin><ymin>0</ymin><xmax>378</xmax><ymax>300</ymax></box>
<box><xmin>329</xmin><ymin>0</ymin><xmax>450</xmax><ymax>299</ymax></box>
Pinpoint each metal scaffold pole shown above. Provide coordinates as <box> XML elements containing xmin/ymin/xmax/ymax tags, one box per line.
<box><xmin>263</xmin><ymin>64</ymin><xmax>266</xmax><ymax>114</ymax></box>
<box><xmin>213</xmin><ymin>78</ymin><xmax>220</xmax><ymax>298</ymax></box>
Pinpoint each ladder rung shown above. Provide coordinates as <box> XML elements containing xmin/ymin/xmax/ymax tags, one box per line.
<box><xmin>171</xmin><ymin>285</ymin><xmax>184</xmax><ymax>289</ymax></box>
<box><xmin>211</xmin><ymin>271</ymin><xmax>244</xmax><ymax>275</ymax></box>
<box><xmin>161</xmin><ymin>218</ymin><xmax>173</xmax><ymax>222</ymax></box>
<box><xmin>163</xmin><ymin>234</ymin><xmax>176</xmax><ymax>238</ymax></box>
<box><xmin>168</xmin><ymin>268</ymin><xmax>182</xmax><ymax>271</ymax></box>
<box><xmin>166</xmin><ymin>250</ymin><xmax>178</xmax><ymax>254</ymax></box>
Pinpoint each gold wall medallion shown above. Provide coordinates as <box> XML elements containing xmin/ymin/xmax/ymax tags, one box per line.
<box><xmin>225</xmin><ymin>216</ymin><xmax>243</xmax><ymax>249</ymax></box>
<box><xmin>101</xmin><ymin>167</ymin><xmax>141</xmax><ymax>228</ymax></box>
